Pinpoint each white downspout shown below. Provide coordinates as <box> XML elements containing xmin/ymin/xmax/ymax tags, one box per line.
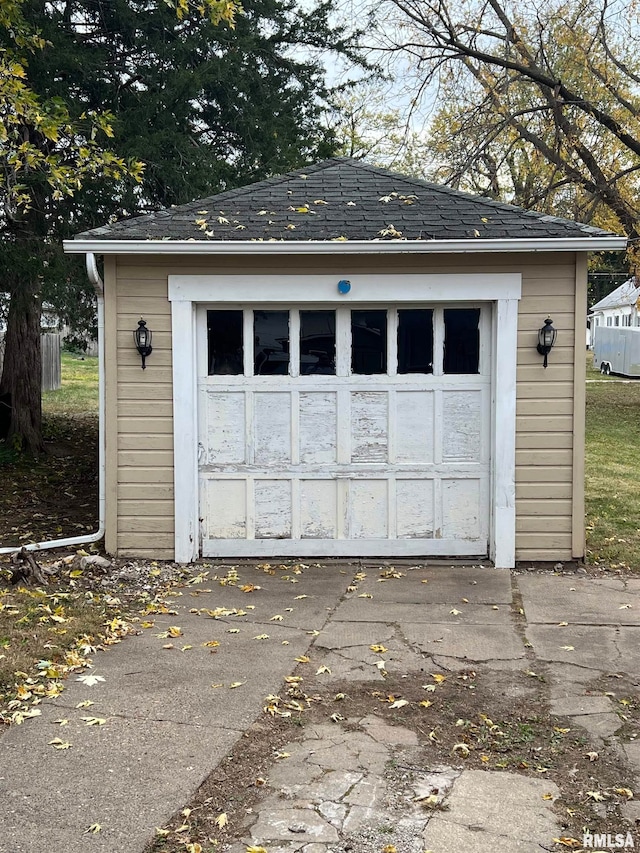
<box><xmin>0</xmin><ymin>252</ymin><xmax>106</xmax><ymax>555</ymax></box>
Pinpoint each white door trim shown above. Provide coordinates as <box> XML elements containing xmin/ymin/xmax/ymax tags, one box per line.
<box><xmin>169</xmin><ymin>272</ymin><xmax>521</xmax><ymax>566</ymax></box>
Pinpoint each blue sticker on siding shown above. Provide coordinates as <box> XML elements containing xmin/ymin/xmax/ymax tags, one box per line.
<box><xmin>337</xmin><ymin>279</ymin><xmax>351</xmax><ymax>294</ymax></box>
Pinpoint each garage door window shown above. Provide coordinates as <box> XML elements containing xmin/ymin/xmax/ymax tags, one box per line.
<box><xmin>443</xmin><ymin>308</ymin><xmax>480</xmax><ymax>374</ymax></box>
<box><xmin>398</xmin><ymin>308</ymin><xmax>434</xmax><ymax>374</ymax></box>
<box><xmin>207</xmin><ymin>306</ymin><xmax>484</xmax><ymax>378</ymax></box>
<box><xmin>300</xmin><ymin>310</ymin><xmax>336</xmax><ymax>374</ymax></box>
<box><xmin>352</xmin><ymin>310</ymin><xmax>387</xmax><ymax>374</ymax></box>
<box><xmin>207</xmin><ymin>310</ymin><xmax>243</xmax><ymax>375</ymax></box>
<box><xmin>254</xmin><ymin>310</ymin><xmax>289</xmax><ymax>375</ymax></box>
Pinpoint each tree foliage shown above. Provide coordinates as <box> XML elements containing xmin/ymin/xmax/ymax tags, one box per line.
<box><xmin>0</xmin><ymin>0</ymin><xmax>355</xmax><ymax>453</ymax></box>
<box><xmin>376</xmin><ymin>0</ymin><xmax>639</xmax><ymax>242</ymax></box>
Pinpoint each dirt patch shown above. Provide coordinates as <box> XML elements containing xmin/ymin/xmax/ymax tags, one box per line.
<box><xmin>0</xmin><ymin>415</ymin><xmax>98</xmax><ymax>547</ymax></box>
<box><xmin>145</xmin><ymin>665</ymin><xmax>640</xmax><ymax>852</ymax></box>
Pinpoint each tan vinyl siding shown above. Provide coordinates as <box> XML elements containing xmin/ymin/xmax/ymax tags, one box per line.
<box><xmin>515</xmin><ymin>255</ymin><xmax>577</xmax><ymax>562</ymax></box>
<box><xmin>110</xmin><ymin>266</ymin><xmax>174</xmax><ymax>558</ymax></box>
<box><xmin>109</xmin><ymin>251</ymin><xmax>582</xmax><ymax>562</ymax></box>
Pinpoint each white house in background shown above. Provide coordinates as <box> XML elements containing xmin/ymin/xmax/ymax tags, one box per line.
<box><xmin>588</xmin><ymin>278</ymin><xmax>640</xmax><ymax>347</ymax></box>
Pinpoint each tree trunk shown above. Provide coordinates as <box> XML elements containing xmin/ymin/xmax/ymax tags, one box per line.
<box><xmin>0</xmin><ymin>277</ymin><xmax>44</xmax><ymax>454</ymax></box>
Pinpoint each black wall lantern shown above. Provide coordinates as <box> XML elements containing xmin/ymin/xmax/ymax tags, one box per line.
<box><xmin>134</xmin><ymin>319</ymin><xmax>153</xmax><ymax>369</ymax></box>
<box><xmin>536</xmin><ymin>317</ymin><xmax>557</xmax><ymax>368</ymax></box>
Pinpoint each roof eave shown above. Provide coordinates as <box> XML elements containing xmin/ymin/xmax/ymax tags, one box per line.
<box><xmin>63</xmin><ymin>236</ymin><xmax>627</xmax><ymax>255</ymax></box>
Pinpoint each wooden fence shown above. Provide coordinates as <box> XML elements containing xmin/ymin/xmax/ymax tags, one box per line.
<box><xmin>0</xmin><ymin>332</ymin><xmax>62</xmax><ymax>392</ymax></box>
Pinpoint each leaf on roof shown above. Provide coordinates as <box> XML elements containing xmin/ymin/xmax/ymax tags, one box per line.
<box><xmin>286</xmin><ymin>224</ymin><xmax>296</xmax><ymax>230</ymax></box>
<box><xmin>313</xmin><ymin>199</ymin><xmax>329</xmax><ymax>205</ymax></box>
<box><xmin>379</xmin><ymin>225</ymin><xmax>403</xmax><ymax>238</ymax></box>
<box><xmin>346</xmin><ymin>201</ymin><xmax>356</xmax><ymax>206</ymax></box>
<box><xmin>332</xmin><ymin>235</ymin><xmax>348</xmax><ymax>241</ymax></box>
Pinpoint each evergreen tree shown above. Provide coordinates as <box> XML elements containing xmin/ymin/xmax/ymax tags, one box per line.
<box><xmin>0</xmin><ymin>0</ymin><xmax>358</xmax><ymax>452</ymax></box>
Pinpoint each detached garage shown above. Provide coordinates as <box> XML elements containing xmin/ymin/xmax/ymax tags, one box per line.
<box><xmin>64</xmin><ymin>159</ymin><xmax>626</xmax><ymax>567</ymax></box>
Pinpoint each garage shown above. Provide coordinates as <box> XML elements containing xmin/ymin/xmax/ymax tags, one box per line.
<box><xmin>197</xmin><ymin>301</ymin><xmax>491</xmax><ymax>557</ymax></box>
<box><xmin>65</xmin><ymin>157</ymin><xmax>627</xmax><ymax>566</ymax></box>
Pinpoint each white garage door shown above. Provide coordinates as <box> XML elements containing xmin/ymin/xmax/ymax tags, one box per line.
<box><xmin>197</xmin><ymin>304</ymin><xmax>491</xmax><ymax>557</ymax></box>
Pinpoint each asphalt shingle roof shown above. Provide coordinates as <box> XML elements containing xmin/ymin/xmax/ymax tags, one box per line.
<box><xmin>75</xmin><ymin>158</ymin><xmax>617</xmax><ymax>243</ymax></box>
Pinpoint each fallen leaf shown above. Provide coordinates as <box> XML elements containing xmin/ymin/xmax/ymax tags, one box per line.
<box><xmin>316</xmin><ymin>665</ymin><xmax>331</xmax><ymax>675</ymax></box>
<box><xmin>181</xmin><ymin>645</ymin><xmax>192</xmax><ymax>652</ymax></box>
<box><xmin>167</xmin><ymin>626</ymin><xmax>183</xmax><ymax>637</ymax></box>
<box><xmin>585</xmin><ymin>751</ymin><xmax>599</xmax><ymax>761</ymax></box>
<box><xmin>389</xmin><ymin>699</ymin><xmax>409</xmax><ymax>709</ymax></box>
<box><xmin>76</xmin><ymin>673</ymin><xmax>105</xmax><ymax>687</ymax></box>
<box><xmin>254</xmin><ymin>634</ymin><xmax>270</xmax><ymax>640</ymax></box>
<box><xmin>614</xmin><ymin>787</ymin><xmax>634</xmax><ymax>799</ymax></box>
<box><xmin>382</xmin><ymin>846</ymin><xmax>397</xmax><ymax>853</ymax></box>
<box><xmin>449</xmin><ymin>608</ymin><xmax>462</xmax><ymax>616</ymax></box>
<box><xmin>557</xmin><ymin>621</ymin><xmax>568</xmax><ymax>627</ymax></box>
<box><xmin>431</xmin><ymin>674</ymin><xmax>447</xmax><ymax>683</ymax></box>
<box><xmin>229</xmin><ymin>682</ymin><xmax>245</xmax><ymax>689</ymax></box>
<box><xmin>53</xmin><ymin>719</ymin><xmax>69</xmax><ymax>726</ymax></box>
<box><xmin>141</xmin><ymin>620</ymin><xmax>154</xmax><ymax>628</ymax></box>
<box><xmin>84</xmin><ymin>823</ymin><xmax>101</xmax><ymax>834</ymax></box>
<box><xmin>370</xmin><ymin>644</ymin><xmax>388</xmax><ymax>653</ymax></box>
<box><xmin>75</xmin><ymin>700</ymin><xmax>94</xmax><ymax>709</ymax></box>
<box><xmin>295</xmin><ymin>655</ymin><xmax>310</xmax><ymax>663</ymax></box>
<box><xmin>419</xmin><ymin>700</ymin><xmax>433</xmax><ymax>708</ymax></box>
<box><xmin>270</xmin><ymin>615</ymin><xmax>284</xmax><ymax>621</ymax></box>
<box><xmin>215</xmin><ymin>812</ymin><xmax>228</xmax><ymax>829</ymax></box>
<box><xmin>560</xmin><ymin>645</ymin><xmax>575</xmax><ymax>651</ymax></box>
<box><xmin>294</xmin><ymin>594</ymin><xmax>308</xmax><ymax>600</ymax></box>
<box><xmin>81</xmin><ymin>716</ymin><xmax>106</xmax><ymax>726</ymax></box>
<box><xmin>553</xmin><ymin>838</ymin><xmax>582</xmax><ymax>848</ymax></box>
<box><xmin>240</xmin><ymin>584</ymin><xmax>260</xmax><ymax>593</ymax></box>
<box><xmin>586</xmin><ymin>790</ymin><xmax>606</xmax><ymax>801</ymax></box>
<box><xmin>452</xmin><ymin>742</ymin><xmax>470</xmax><ymax>756</ymax></box>
<box><xmin>620</xmin><ymin>604</ymin><xmax>632</xmax><ymax>609</ymax></box>
<box><xmin>186</xmin><ymin>844</ymin><xmax>202</xmax><ymax>853</ymax></box>
<box><xmin>48</xmin><ymin>738</ymin><xmax>71</xmax><ymax>749</ymax></box>
<box><xmin>542</xmin><ymin>792</ymin><xmax>554</xmax><ymax>800</ymax></box>
<box><xmin>246</xmin><ymin>846</ymin><xmax>269</xmax><ymax>853</ymax></box>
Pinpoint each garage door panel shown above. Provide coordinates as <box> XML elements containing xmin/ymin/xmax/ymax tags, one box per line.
<box><xmin>202</xmin><ymin>479</ymin><xmax>246</xmax><ymax>539</ymax></box>
<box><xmin>254</xmin><ymin>393</ymin><xmax>291</xmax><ymax>464</ymax></box>
<box><xmin>199</xmin><ymin>304</ymin><xmax>490</xmax><ymax>557</ymax></box>
<box><xmin>442</xmin><ymin>390</ymin><xmax>482</xmax><ymax>462</ymax></box>
<box><xmin>300</xmin><ymin>480</ymin><xmax>338</xmax><ymax>538</ymax></box>
<box><xmin>395</xmin><ymin>391</ymin><xmax>434</xmax><ymax>463</ymax></box>
<box><xmin>442</xmin><ymin>479</ymin><xmax>481</xmax><ymax>539</ymax></box>
<box><xmin>203</xmin><ymin>391</ymin><xmax>245</xmax><ymax>464</ymax></box>
<box><xmin>396</xmin><ymin>479</ymin><xmax>434</xmax><ymax>538</ymax></box>
<box><xmin>255</xmin><ymin>480</ymin><xmax>291</xmax><ymax>538</ymax></box>
<box><xmin>299</xmin><ymin>392</ymin><xmax>338</xmax><ymax>464</ymax></box>
<box><xmin>351</xmin><ymin>392</ymin><xmax>388</xmax><ymax>462</ymax></box>
<box><xmin>349</xmin><ymin>480</ymin><xmax>388</xmax><ymax>538</ymax></box>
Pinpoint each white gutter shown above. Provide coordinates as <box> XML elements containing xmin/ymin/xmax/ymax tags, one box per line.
<box><xmin>0</xmin><ymin>253</ymin><xmax>106</xmax><ymax>556</ymax></box>
<box><xmin>63</xmin><ymin>236</ymin><xmax>628</xmax><ymax>255</ymax></box>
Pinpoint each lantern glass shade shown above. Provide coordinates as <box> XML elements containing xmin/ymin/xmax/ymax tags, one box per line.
<box><xmin>538</xmin><ymin>319</ymin><xmax>556</xmax><ymax>351</ymax></box>
<box><xmin>134</xmin><ymin>319</ymin><xmax>152</xmax><ymax>351</ymax></box>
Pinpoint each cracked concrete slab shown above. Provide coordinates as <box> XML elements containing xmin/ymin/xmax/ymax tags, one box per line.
<box><xmin>402</xmin><ymin>623</ymin><xmax>525</xmax><ymax>661</ymax></box>
<box><xmin>518</xmin><ymin>575</ymin><xmax>640</xmax><ymax>625</ymax></box>
<box><xmin>422</xmin><ymin>770</ymin><xmax>560</xmax><ymax>853</ymax></box>
<box><xmin>0</xmin><ymin>564</ymin><xmax>351</xmax><ymax>853</ymax></box>
<box><xmin>349</xmin><ymin>565</ymin><xmax>512</xmax><ymax>604</ymax></box>
<box><xmin>526</xmin><ymin>624</ymin><xmax>640</xmax><ymax>671</ymax></box>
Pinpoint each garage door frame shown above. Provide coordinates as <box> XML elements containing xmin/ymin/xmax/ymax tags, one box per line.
<box><xmin>169</xmin><ymin>273</ymin><xmax>521</xmax><ymax>567</ymax></box>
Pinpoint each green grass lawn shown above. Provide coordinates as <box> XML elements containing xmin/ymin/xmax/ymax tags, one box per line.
<box><xmin>42</xmin><ymin>352</ymin><xmax>98</xmax><ymax>416</ymax></box>
<box><xmin>585</xmin><ymin>352</ymin><xmax>640</xmax><ymax>569</ymax></box>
